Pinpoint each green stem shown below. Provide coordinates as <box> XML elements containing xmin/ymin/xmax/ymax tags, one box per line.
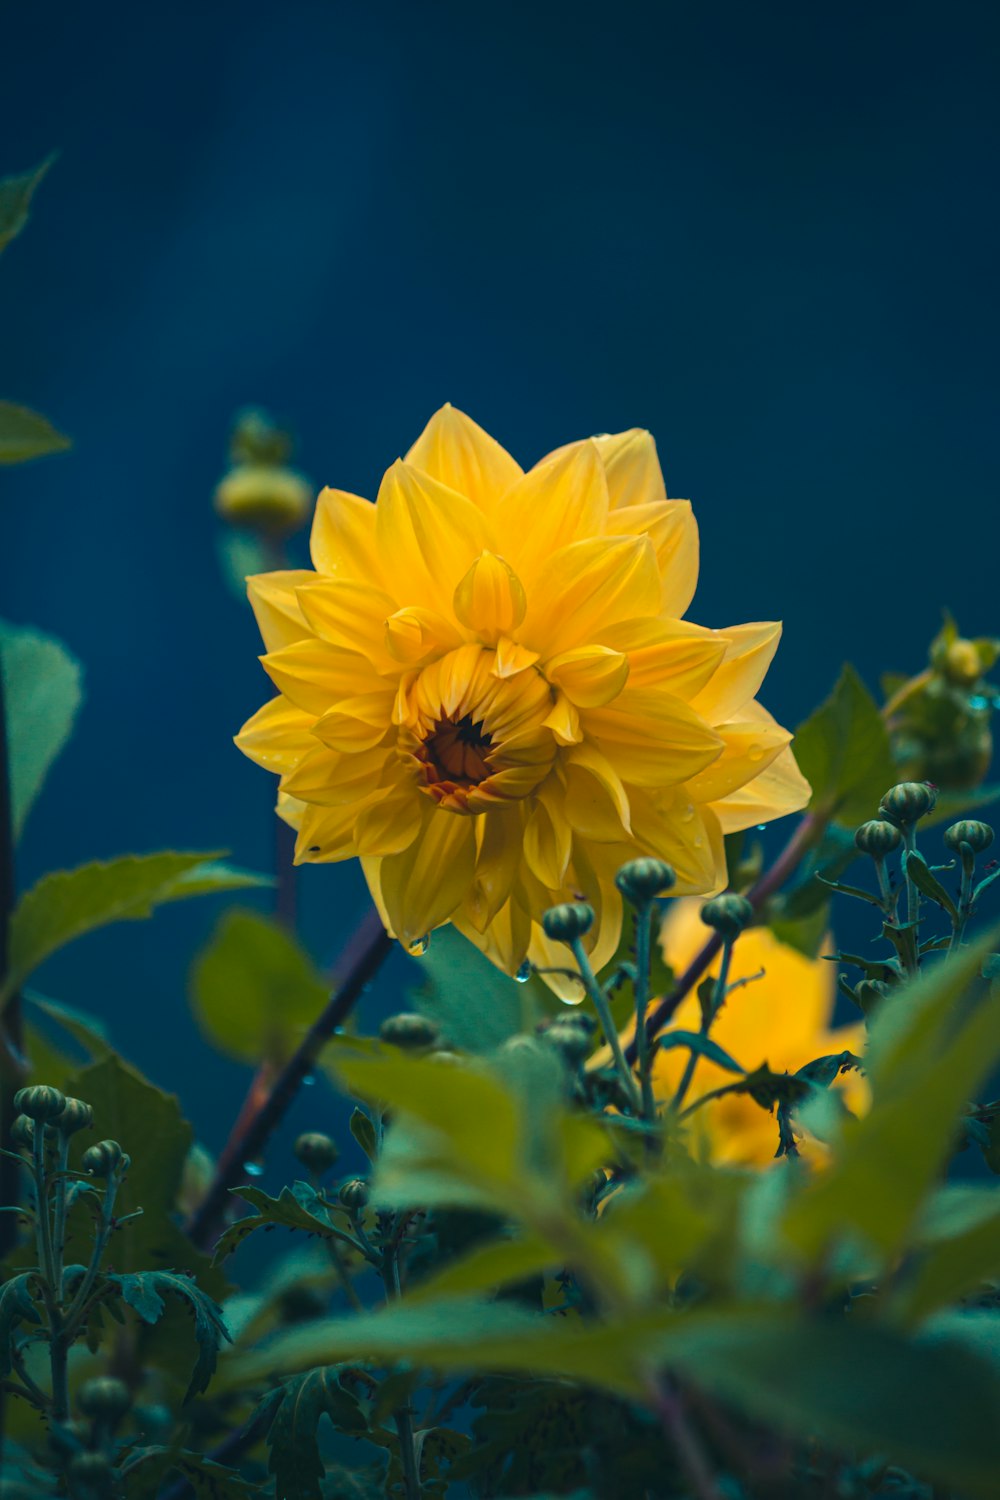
<box><xmin>902</xmin><ymin>828</ymin><xmax>920</xmax><ymax>930</ymax></box>
<box><xmin>950</xmin><ymin>851</ymin><xmax>975</xmax><ymax>955</ymax></box>
<box><xmin>569</xmin><ymin>937</ymin><xmax>641</xmax><ymax>1114</ymax></box>
<box><xmin>672</xmin><ymin>941</ymin><xmax>733</xmax><ymax>1113</ymax></box>
<box><xmin>50</xmin><ymin>1135</ymin><xmax>69</xmax><ymax>1296</ymax></box>
<box><xmin>874</xmin><ymin>856</ymin><xmax>895</xmax><ymax>916</ymax></box>
<box><xmin>633</xmin><ymin>904</ymin><xmax>657</xmax><ymax>1122</ymax></box>
<box><xmin>62</xmin><ymin>1174</ymin><xmax>119</xmax><ymax>1337</ymax></box>
<box><xmin>383</xmin><ymin>1233</ymin><xmax>421</xmax><ymax>1500</ymax></box>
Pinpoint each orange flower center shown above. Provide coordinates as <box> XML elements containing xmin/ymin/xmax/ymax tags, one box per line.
<box><xmin>421</xmin><ymin>715</ymin><xmax>494</xmax><ymax>788</ymax></box>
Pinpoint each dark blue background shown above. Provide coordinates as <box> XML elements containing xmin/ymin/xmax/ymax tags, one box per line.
<box><xmin>2</xmin><ymin>1</ymin><xmax>998</xmax><ymax>1164</ymax></box>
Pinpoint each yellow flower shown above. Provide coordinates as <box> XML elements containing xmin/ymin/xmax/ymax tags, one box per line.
<box><xmin>236</xmin><ymin>405</ymin><xmax>809</xmax><ymax>985</ymax></box>
<box><xmin>651</xmin><ymin>900</ymin><xmax>866</xmax><ymax>1165</ymax></box>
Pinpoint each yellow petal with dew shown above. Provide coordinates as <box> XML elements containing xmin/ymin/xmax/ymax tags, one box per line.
<box><xmin>685</xmin><ymin>715</ymin><xmax>791</xmax><ymax>804</ymax></box>
<box><xmin>494</xmin><ymin>442</ymin><xmax>609</xmax><ymax>582</ymax></box>
<box><xmin>626</xmin><ymin>788</ymin><xmax>727</xmax><ymax>894</ymax></box>
<box><xmin>584</xmin><ymin>687</ymin><xmax>723</xmax><ymax>787</ymax></box>
<box><xmin>689</xmin><ymin>622</ymin><xmax>783</xmax><ymax>726</ymax></box>
<box><xmin>235</xmin><ymin>696</ymin><xmax>315</xmax><ymax>774</ymax></box>
<box><xmin>296</xmin><ymin>580</ymin><xmax>399</xmax><ymax>674</ymax></box>
<box><xmin>310</xmin><ymin>489</ymin><xmax>383</xmax><ymax>585</ymax></box>
<box><xmin>598</xmin><ymin>617</ymin><xmax>726</xmax><ymax>699</ymax></box>
<box><xmin>247</xmin><ymin>571</ymin><xmax>315</xmax><ymax>652</ymax></box>
<box><xmin>378</xmin><ymin>808</ymin><xmax>477</xmax><ymax>945</ymax></box>
<box><xmin>522</xmin><ymin>535</ymin><xmax>661</xmax><ymax>657</ymax></box>
<box><xmin>710</xmin><ymin>735</ymin><xmax>811</xmax><ymax>834</ymax></box>
<box><xmin>293</xmin><ymin>797</ymin><xmax>375</xmax><ymax>863</ymax></box>
<box><xmin>455</xmin><ymin>893</ymin><xmax>532</xmax><ymax>975</ymax></box>
<box><xmin>375</xmin><ymin>460</ymin><xmax>493</xmax><ymax>613</ymax></box>
<box><xmin>605</xmin><ymin>498</ymin><xmax>698</xmax><ymax>617</ymax></box>
<box><xmin>545</xmin><ymin>645</ymin><xmax>629</xmax><ymax>708</ymax></box>
<box><xmin>453</xmin><ymin>550</ymin><xmax>527</xmax><ymax>642</ymax></box>
<box><xmin>405</xmin><ymin>404</ymin><xmax>523</xmax><ymax>514</ymax></box>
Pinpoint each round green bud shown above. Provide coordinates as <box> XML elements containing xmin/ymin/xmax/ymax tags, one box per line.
<box><xmin>699</xmin><ymin>893</ymin><xmax>754</xmax><ymax>939</ymax></box>
<box><xmin>10</xmin><ymin>1114</ymin><xmax>35</xmax><ymax>1149</ymax></box>
<box><xmin>293</xmin><ymin>1132</ymin><xmax>339</xmax><ymax>1175</ymax></box>
<box><xmin>12</xmin><ymin>1085</ymin><xmax>66</xmax><ymax>1123</ymax></box>
<box><xmin>541</xmin><ymin>902</ymin><xmax>594</xmax><ymax>944</ymax></box>
<box><xmin>81</xmin><ymin>1140</ymin><xmax>127</xmax><ymax>1177</ymax></box>
<box><xmin>944</xmin><ymin>638</ymin><xmax>983</xmax><ymax>686</ymax></box>
<box><xmin>614</xmin><ymin>857</ymin><xmax>676</xmax><ymax>905</ymax></box>
<box><xmin>944</xmin><ymin>820</ymin><xmax>995</xmax><ymax>854</ymax></box>
<box><xmin>379</xmin><ymin>1012</ymin><xmax>440</xmax><ymax>1050</ymax></box>
<box><xmin>878</xmin><ymin>782</ymin><xmax>937</xmax><ymax>827</ymax></box>
<box><xmin>854</xmin><ymin>979</ymin><xmax>891</xmax><ymax>1017</ymax></box>
<box><xmin>76</xmin><ymin>1375</ymin><xmax>131</xmax><ymax>1423</ymax></box>
<box><xmin>543</xmin><ymin>1019</ymin><xmax>593</xmax><ymax>1065</ymax></box>
<box><xmin>338</xmin><ymin>1178</ymin><xmax>370</xmax><ymax>1212</ymax></box>
<box><xmin>67</xmin><ymin>1450</ymin><xmax>114</xmax><ymax>1491</ymax></box>
<box><xmin>55</xmin><ymin>1097</ymin><xmax>94</xmax><ymax>1137</ymax></box>
<box><xmin>214</xmin><ymin>463</ymin><xmax>313</xmax><ymax>536</ymax></box>
<box><xmin>854</xmin><ymin>819</ymin><xmax>902</xmax><ymax>857</ymax></box>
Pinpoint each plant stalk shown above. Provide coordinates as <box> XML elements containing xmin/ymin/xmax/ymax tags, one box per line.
<box><xmin>570</xmin><ymin>937</ymin><xmax>642</xmax><ymax>1114</ymax></box>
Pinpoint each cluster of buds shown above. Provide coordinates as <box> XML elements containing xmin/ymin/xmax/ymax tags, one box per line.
<box><xmin>213</xmin><ymin>408</ymin><xmax>313</xmax><ymax>537</ymax></box>
<box><xmin>11</xmin><ymin>1087</ymin><xmax>94</xmax><ymax>1148</ymax></box>
<box><xmin>885</xmin><ymin>616</ymin><xmax>998</xmax><ymax>790</ymax></box>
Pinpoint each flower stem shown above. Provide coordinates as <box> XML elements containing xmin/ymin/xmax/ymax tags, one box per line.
<box><xmin>671</xmin><ymin>939</ymin><xmax>733</xmax><ymax>1113</ymax></box>
<box><xmin>950</xmin><ymin>847</ymin><xmax>976</xmax><ymax>955</ymax></box>
<box><xmin>0</xmin><ymin>669</ymin><xmax>27</xmax><ymax>1262</ymax></box>
<box><xmin>646</xmin><ymin>1375</ymin><xmax>721</xmax><ymax>1500</ymax></box>
<box><xmin>633</xmin><ymin>903</ymin><xmax>657</xmax><ymax>1121</ymax></box>
<box><xmin>569</xmin><ymin>937</ymin><xmax>642</xmax><ymax>1114</ymax></box>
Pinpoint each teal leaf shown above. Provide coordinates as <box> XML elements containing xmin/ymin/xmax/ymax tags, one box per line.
<box><xmin>792</xmin><ymin>664</ymin><xmax>895</xmax><ymax>825</ymax></box>
<box><xmin>212</xmin><ymin>1183</ymin><xmax>355</xmax><ymax>1266</ymax></box>
<box><xmin>0</xmin><ymin>620</ymin><xmax>82</xmax><ymax>842</ymax></box>
<box><xmin>0</xmin><ymin>1274</ymin><xmax>41</xmax><ymax>1376</ymax></box>
<box><xmin>0</xmin><ymin>401</ymin><xmax>70</xmax><ymax>464</ymax></box>
<box><xmin>0</xmin><ymin>155</ymin><xmax>55</xmax><ymax>254</ymax></box>
<box><xmin>412</xmin><ymin>925</ymin><xmax>544</xmax><ymax>1051</ymax></box>
<box><xmin>107</xmin><ymin>1269</ymin><xmax>230</xmax><ymax>1403</ymax></box>
<box><xmin>261</xmin><ymin>1366</ymin><xmax>368</xmax><ymax>1500</ymax></box>
<box><xmin>657</xmin><ymin>1030</ymin><xmax>745</xmax><ymax>1074</ymax></box>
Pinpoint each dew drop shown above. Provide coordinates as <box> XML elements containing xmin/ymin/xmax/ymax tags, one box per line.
<box><xmin>559</xmin><ymin>990</ymin><xmax>585</xmax><ymax>1008</ymax></box>
<box><xmin>407</xmin><ymin>934</ymin><xmax>431</xmax><ymax>957</ymax></box>
<box><xmin>242</xmin><ymin>1160</ymin><xmax>265</xmax><ymax>1178</ymax></box>
<box><xmin>515</xmin><ymin>960</ymin><xmax>532</xmax><ymax>984</ymax></box>
<box><xmin>747</xmin><ymin>742</ymin><xmax>765</xmax><ymax>762</ymax></box>
<box><xmin>992</xmin><ymin>697</ymin><xmax>1000</xmax><ymax>711</ymax></box>
<box><xmin>679</xmin><ymin>804</ymin><xmax>696</xmax><ymax>823</ymax></box>
<box><xmin>970</xmin><ymin>694</ymin><xmax>989</xmax><ymax>711</ymax></box>
<box><xmin>757</xmin><ymin>823</ymin><xmax>768</xmax><ymax>832</ymax></box>
<box><xmin>302</xmin><ymin>1073</ymin><xmax>316</xmax><ymax>1087</ymax></box>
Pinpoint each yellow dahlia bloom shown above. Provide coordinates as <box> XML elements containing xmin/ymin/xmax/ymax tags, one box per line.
<box><xmin>652</xmin><ymin>901</ymin><xmax>867</xmax><ymax>1166</ymax></box>
<box><xmin>235</xmin><ymin>406</ymin><xmax>809</xmax><ymax>982</ymax></box>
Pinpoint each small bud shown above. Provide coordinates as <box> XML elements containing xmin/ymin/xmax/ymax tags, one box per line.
<box><xmin>379</xmin><ymin>1012</ymin><xmax>440</xmax><ymax>1050</ymax></box>
<box><xmin>854</xmin><ymin>819</ymin><xmax>902</xmax><ymax>857</ymax></box>
<box><xmin>699</xmin><ymin>893</ymin><xmax>753</xmax><ymax>939</ymax></box>
<box><xmin>338</xmin><ymin>1178</ymin><xmax>370</xmax><ymax>1212</ymax></box>
<box><xmin>10</xmin><ymin>1114</ymin><xmax>35</xmax><ymax>1149</ymax></box>
<box><xmin>214</xmin><ymin>464</ymin><xmax>312</xmax><ymax>536</ymax></box>
<box><xmin>293</xmin><ymin>1132</ymin><xmax>339</xmax><ymax>1175</ymax></box>
<box><xmin>12</xmin><ymin>1085</ymin><xmax>66</xmax><ymax>1123</ymax></box>
<box><xmin>854</xmin><ymin>979</ymin><xmax>891</xmax><ymax>1018</ymax></box>
<box><xmin>81</xmin><ymin>1140</ymin><xmax>127</xmax><ymax>1177</ymax></box>
<box><xmin>943</xmin><ymin>638</ymin><xmax>982</xmax><ymax>686</ymax></box>
<box><xmin>67</xmin><ymin>1451</ymin><xmax>114</xmax><ymax>1490</ymax></box>
<box><xmin>76</xmin><ymin>1376</ymin><xmax>131</xmax><ymax>1423</ymax></box>
<box><xmin>541</xmin><ymin>902</ymin><xmax>594</xmax><ymax>944</ymax></box>
<box><xmin>543</xmin><ymin>1019</ymin><xmax>593</xmax><ymax>1065</ymax></box>
<box><xmin>614</xmin><ymin>857</ymin><xmax>676</xmax><ymax>905</ymax></box>
<box><xmin>943</xmin><ymin>820</ymin><xmax>995</xmax><ymax>854</ymax></box>
<box><xmin>878</xmin><ymin>782</ymin><xmax>937</xmax><ymax>827</ymax></box>
<box><xmin>54</xmin><ymin>1097</ymin><xmax>94</xmax><ymax>1137</ymax></box>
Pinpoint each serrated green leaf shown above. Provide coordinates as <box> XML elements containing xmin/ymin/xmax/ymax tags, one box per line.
<box><xmin>0</xmin><ymin>402</ymin><xmax>70</xmax><ymax>465</ymax></box>
<box><xmin>191</xmin><ymin>909</ymin><xmax>327</xmax><ymax>1067</ymax></box>
<box><xmin>120</xmin><ymin>1446</ymin><xmax>257</xmax><ymax>1499</ymax></box>
<box><xmin>0</xmin><ymin>155</ymin><xmax>54</xmax><ymax>254</ymax></box>
<box><xmin>107</xmin><ymin>1270</ymin><xmax>230</xmax><ymax>1402</ymax></box>
<box><xmin>3</xmin><ymin>852</ymin><xmax>270</xmax><ymax>1005</ymax></box>
<box><xmin>657</xmin><ymin>1030</ymin><xmax>744</xmax><ymax>1074</ymax></box>
<box><xmin>0</xmin><ymin>1275</ymin><xmax>41</xmax><ymax>1376</ymax></box>
<box><xmin>412</xmin><ymin>925</ymin><xmax>544</xmax><ymax>1051</ymax></box>
<box><xmin>792</xmin><ymin>664</ymin><xmax>895</xmax><ymax>825</ymax></box>
<box><xmin>263</xmin><ymin>1366</ymin><xmax>368</xmax><ymax>1500</ymax></box>
<box><xmin>213</xmin><ymin>1182</ymin><xmax>353</xmax><ymax>1265</ymax></box>
<box><xmin>0</xmin><ymin>621</ymin><xmax>83</xmax><ymax>842</ymax></box>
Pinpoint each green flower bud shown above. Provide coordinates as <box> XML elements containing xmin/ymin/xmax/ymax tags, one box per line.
<box><xmin>854</xmin><ymin>979</ymin><xmax>891</xmax><ymax>1018</ymax></box>
<box><xmin>379</xmin><ymin>1012</ymin><xmax>440</xmax><ymax>1050</ymax></box>
<box><xmin>81</xmin><ymin>1140</ymin><xmax>127</xmax><ymax>1177</ymax></box>
<box><xmin>943</xmin><ymin>638</ymin><xmax>983</xmax><ymax>686</ymax></box>
<box><xmin>214</xmin><ymin>464</ymin><xmax>313</xmax><ymax>536</ymax></box>
<box><xmin>338</xmin><ymin>1178</ymin><xmax>370</xmax><ymax>1212</ymax></box>
<box><xmin>543</xmin><ymin>1019</ymin><xmax>593</xmax><ymax>1065</ymax></box>
<box><xmin>10</xmin><ymin>1114</ymin><xmax>35</xmax><ymax>1149</ymax></box>
<box><xmin>878</xmin><ymin>782</ymin><xmax>937</xmax><ymax>827</ymax></box>
<box><xmin>614</xmin><ymin>857</ymin><xmax>676</xmax><ymax>905</ymax></box>
<box><xmin>541</xmin><ymin>902</ymin><xmax>594</xmax><ymax>944</ymax></box>
<box><xmin>76</xmin><ymin>1376</ymin><xmax>131</xmax><ymax>1423</ymax></box>
<box><xmin>943</xmin><ymin>820</ymin><xmax>995</xmax><ymax>854</ymax></box>
<box><xmin>293</xmin><ymin>1132</ymin><xmax>339</xmax><ymax>1175</ymax></box>
<box><xmin>854</xmin><ymin>819</ymin><xmax>902</xmax><ymax>857</ymax></box>
<box><xmin>12</xmin><ymin>1085</ymin><xmax>66</xmax><ymax>1123</ymax></box>
<box><xmin>699</xmin><ymin>893</ymin><xmax>754</xmax><ymax>939</ymax></box>
<box><xmin>66</xmin><ymin>1450</ymin><xmax>114</xmax><ymax>1490</ymax></box>
<box><xmin>54</xmin><ymin>1097</ymin><xmax>94</xmax><ymax>1136</ymax></box>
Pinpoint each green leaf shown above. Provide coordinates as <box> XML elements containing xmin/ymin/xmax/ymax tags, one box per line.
<box><xmin>3</xmin><ymin>851</ymin><xmax>270</xmax><ymax>1005</ymax></box>
<box><xmin>212</xmin><ymin>1182</ymin><xmax>353</xmax><ymax>1265</ymax></box>
<box><xmin>0</xmin><ymin>401</ymin><xmax>70</xmax><ymax>465</ymax></box>
<box><xmin>107</xmin><ymin>1270</ymin><xmax>230</xmax><ymax>1402</ymax></box>
<box><xmin>24</xmin><ymin>991</ymin><xmax>111</xmax><ymax>1060</ymax></box>
<box><xmin>0</xmin><ymin>621</ymin><xmax>82</xmax><ymax>841</ymax></box>
<box><xmin>412</xmin><ymin>925</ymin><xmax>543</xmax><ymax>1051</ymax></box>
<box><xmin>349</xmin><ymin>1106</ymin><xmax>378</xmax><ymax>1162</ymax></box>
<box><xmin>262</xmin><ymin>1366</ymin><xmax>368</xmax><ymax>1500</ymax></box>
<box><xmin>0</xmin><ymin>1275</ymin><xmax>41</xmax><ymax>1376</ymax></box>
<box><xmin>657</xmin><ymin>1030</ymin><xmax>744</xmax><ymax>1074</ymax></box>
<box><xmin>792</xmin><ymin>664</ymin><xmax>895</xmax><ymax>825</ymax></box>
<box><xmin>405</xmin><ymin>1232</ymin><xmax>561</xmax><ymax>1307</ymax></box>
<box><xmin>768</xmin><ymin>901</ymin><xmax>830</xmax><ymax>958</ymax></box>
<box><xmin>191</xmin><ymin>909</ymin><xmax>327</xmax><ymax>1067</ymax></box>
<box><xmin>903</xmin><ymin>851</ymin><xmax>959</xmax><ymax>921</ymax></box>
<box><xmin>120</xmin><ymin>1447</ymin><xmax>257</xmax><ymax>1499</ymax></box>
<box><xmin>0</xmin><ymin>155</ymin><xmax>54</xmax><ymax>254</ymax></box>
<box><xmin>892</xmin><ymin>1194</ymin><xmax>1000</xmax><ymax>1324</ymax></box>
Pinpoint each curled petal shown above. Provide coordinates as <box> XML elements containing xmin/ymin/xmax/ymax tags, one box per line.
<box><xmin>710</xmin><ymin>737</ymin><xmax>811</xmax><ymax>834</ymax></box>
<box><xmin>354</xmin><ymin>784</ymin><xmax>426</xmax><ymax>856</ymax></box>
<box><xmin>543</xmin><ymin>692</ymin><xmax>583</xmax><ymax>746</ymax></box>
<box><xmin>563</xmin><ymin>743</ymin><xmax>632</xmax><ymax>841</ymax></box>
<box><xmin>523</xmin><ymin>535</ymin><xmax>661</xmax><ymax>657</ymax></box>
<box><xmin>546</xmin><ymin>645</ymin><xmax>629</xmax><ymax>708</ymax></box>
<box><xmin>493</xmin><ymin>638</ymin><xmax>540</xmax><ymax>678</ymax></box>
<box><xmin>454</xmin><ymin>550</ymin><xmax>527</xmax><ymax>642</ymax></box>
<box><xmin>685</xmin><ymin>715</ymin><xmax>791</xmax><ymax>804</ymax></box>
<box><xmin>385</xmin><ymin>606</ymin><xmax>463</xmax><ymax>666</ymax></box>
<box><xmin>235</xmin><ymin>697</ymin><xmax>315</xmax><ymax>773</ymax></box>
<box><xmin>598</xmin><ymin>617</ymin><xmax>725</xmax><ymax>699</ymax></box>
<box><xmin>281</xmin><ymin>744</ymin><xmax>392</xmax><ymax>806</ymax></box>
<box><xmin>296</xmin><ymin>581</ymin><xmax>399</xmax><ymax>673</ymax></box>
<box><xmin>313</xmin><ymin>693</ymin><xmax>395</xmax><ymax>752</ymax></box>
<box><xmin>247</xmin><ymin>571</ymin><xmax>315</xmax><ymax>652</ymax></box>
<box><xmin>523</xmin><ymin>775</ymin><xmax>572</xmax><ymax>889</ymax></box>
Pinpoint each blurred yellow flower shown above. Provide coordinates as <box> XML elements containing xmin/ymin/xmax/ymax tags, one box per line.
<box><xmin>652</xmin><ymin>900</ymin><xmax>866</xmax><ymax>1165</ymax></box>
<box><xmin>236</xmin><ymin>406</ymin><xmax>809</xmax><ymax>983</ymax></box>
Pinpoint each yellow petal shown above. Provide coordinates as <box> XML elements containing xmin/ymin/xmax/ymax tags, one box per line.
<box><xmin>453</xmin><ymin>551</ymin><xmax>526</xmax><ymax>642</ymax></box>
<box><xmin>598</xmin><ymin>617</ymin><xmax>726</xmax><ymax>698</ymax></box>
<box><xmin>246</xmin><ymin>571</ymin><xmax>316</xmax><ymax>652</ymax></box>
<box><xmin>710</xmin><ymin>736</ymin><xmax>811</xmax><ymax>834</ymax></box>
<box><xmin>296</xmin><ymin>580</ymin><xmax>399</xmax><ymax>673</ymax></box>
<box><xmin>354</xmin><ymin>784</ymin><xmax>425</xmax><ymax>856</ymax></box>
<box><xmin>312</xmin><ymin>693</ymin><xmax>395</xmax><ymax>752</ymax></box>
<box><xmin>605</xmin><ymin>499</ymin><xmax>698</xmax><ymax>617</ymax></box>
<box><xmin>281</xmin><ymin>744</ymin><xmax>392</xmax><ymax>806</ymax></box>
<box><xmin>465</xmin><ymin>808</ymin><xmax>525</xmax><ymax>930</ymax></box>
<box><xmin>293</xmin><ymin>798</ymin><xmax>373</xmax><ymax>863</ymax></box>
<box><xmin>493</xmin><ymin>637</ymin><xmax>540</xmax><ymax>678</ymax></box>
<box><xmin>235</xmin><ymin>696</ymin><xmax>314</xmax><ymax>773</ymax></box>
<box><xmin>689</xmin><ymin>622</ymin><xmax>783</xmax><ymax>726</ymax></box>
<box><xmin>261</xmin><ymin>640</ymin><xmax>386</xmax><ymax>714</ymax></box>
<box><xmin>385</xmin><ymin>606</ymin><xmax>463</xmax><ymax>667</ymax></box>
<box><xmin>378</xmin><ymin>809</ymin><xmax>477</xmax><ymax>944</ymax></box>
<box><xmin>310</xmin><ymin>489</ymin><xmax>383</xmax><ymax>585</ymax></box>
<box><xmin>405</xmin><ymin>404</ymin><xmax>523</xmax><ymax>514</ymax></box>
<box><xmin>494</xmin><ymin>442</ymin><xmax>609</xmax><ymax>582</ymax></box>
<box><xmin>563</xmin><ymin>743</ymin><xmax>632</xmax><ymax>841</ymax></box>
<box><xmin>542</xmin><ymin>692</ymin><xmax>583</xmax><ymax>745</ymax></box>
<box><xmin>627</xmin><ymin>789</ymin><xmax>727</xmax><ymax>893</ymax></box>
<box><xmin>546</xmin><ymin>645</ymin><xmax>629</xmax><ymax>708</ymax></box>
<box><xmin>684</xmin><ymin>716</ymin><xmax>791</xmax><ymax>805</ymax></box>
<box><xmin>542</xmin><ymin>429</ymin><xmax>667</xmax><ymax>509</ymax></box>
<box><xmin>455</xmin><ymin>893</ymin><xmax>532</xmax><ymax>974</ymax></box>
<box><xmin>523</xmin><ymin>775</ymin><xmax>572</xmax><ymax>888</ymax></box>
<box><xmin>375</xmin><ymin>460</ymin><xmax>493</xmax><ymax>613</ymax></box>
<box><xmin>584</xmin><ymin>687</ymin><xmax>724</xmax><ymax>786</ymax></box>
<box><xmin>522</xmin><ymin>535</ymin><xmax>661</xmax><ymax>657</ymax></box>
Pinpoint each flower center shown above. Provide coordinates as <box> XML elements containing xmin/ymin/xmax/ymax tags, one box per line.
<box><xmin>422</xmin><ymin>714</ymin><xmax>494</xmax><ymax>787</ymax></box>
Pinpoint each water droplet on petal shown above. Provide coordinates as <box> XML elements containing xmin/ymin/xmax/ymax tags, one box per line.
<box><xmin>679</xmin><ymin>804</ymin><xmax>696</xmax><ymax>823</ymax></box>
<box><xmin>407</xmin><ymin>934</ymin><xmax>431</xmax><ymax>957</ymax></box>
<box><xmin>515</xmin><ymin>960</ymin><xmax>532</xmax><ymax>984</ymax></box>
<box><xmin>242</xmin><ymin>1160</ymin><xmax>265</xmax><ymax>1178</ymax></box>
<box><xmin>302</xmin><ymin>1073</ymin><xmax>316</xmax><ymax>1087</ymax></box>
<box><xmin>747</xmin><ymin>742</ymin><xmax>765</xmax><ymax>762</ymax></box>
<box><xmin>757</xmin><ymin>823</ymin><xmax>768</xmax><ymax>832</ymax></box>
<box><xmin>559</xmin><ymin>989</ymin><xmax>585</xmax><ymax>1008</ymax></box>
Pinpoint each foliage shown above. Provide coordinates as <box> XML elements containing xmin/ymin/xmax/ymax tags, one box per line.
<box><xmin>0</xmin><ymin>620</ymin><xmax>82</xmax><ymax>841</ymax></box>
